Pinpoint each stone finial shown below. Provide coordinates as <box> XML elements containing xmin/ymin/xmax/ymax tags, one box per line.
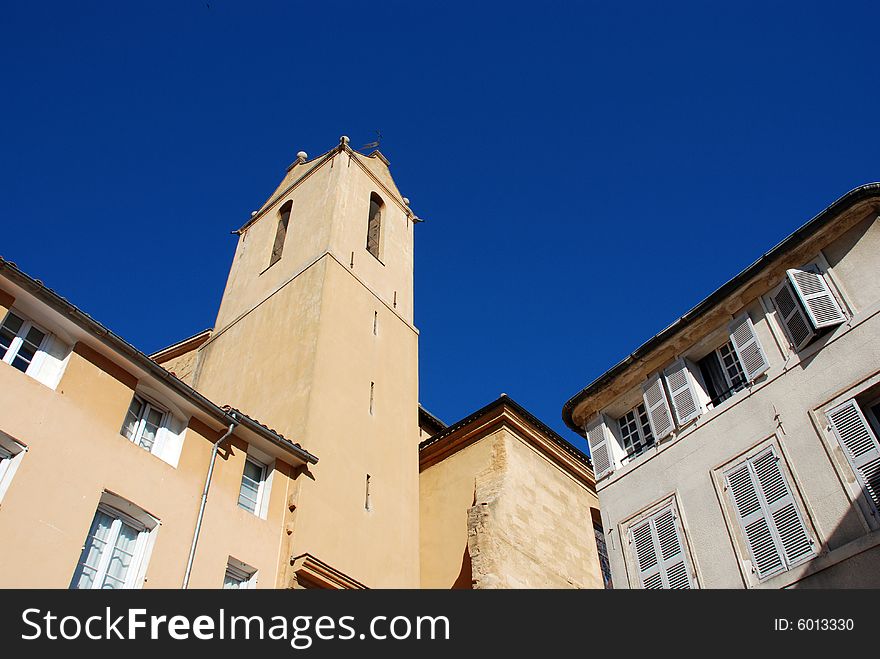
<box><xmin>296</xmin><ymin>151</ymin><xmax>308</xmax><ymax>161</ymax></box>
<box><xmin>403</xmin><ymin>197</ymin><xmax>410</xmax><ymax>206</ymax></box>
<box><xmin>340</xmin><ymin>135</ymin><xmax>350</xmax><ymax>145</ymax></box>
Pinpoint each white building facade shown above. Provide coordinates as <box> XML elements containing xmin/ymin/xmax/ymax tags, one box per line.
<box><xmin>563</xmin><ymin>183</ymin><xmax>880</xmax><ymax>588</ymax></box>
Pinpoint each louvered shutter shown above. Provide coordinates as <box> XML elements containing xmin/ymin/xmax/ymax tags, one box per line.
<box><xmin>827</xmin><ymin>399</ymin><xmax>880</xmax><ymax>514</ymax></box>
<box><xmin>630</xmin><ymin>518</ymin><xmax>663</xmax><ymax>589</ymax></box>
<box><xmin>652</xmin><ymin>507</ymin><xmax>694</xmax><ymax>588</ymax></box>
<box><xmin>787</xmin><ymin>267</ymin><xmax>845</xmax><ymax>330</ymax></box>
<box><xmin>642</xmin><ymin>374</ymin><xmax>674</xmax><ymax>440</ymax></box>
<box><xmin>663</xmin><ymin>359</ymin><xmax>701</xmax><ymax>426</ymax></box>
<box><xmin>751</xmin><ymin>449</ymin><xmax>814</xmax><ymax>569</ymax></box>
<box><xmin>630</xmin><ymin>506</ymin><xmax>694</xmax><ymax>589</ymax></box>
<box><xmin>726</xmin><ymin>447</ymin><xmax>814</xmax><ymax>580</ymax></box>
<box><xmin>586</xmin><ymin>415</ymin><xmax>614</xmax><ymax>479</ymax></box>
<box><xmin>770</xmin><ymin>281</ymin><xmax>815</xmax><ymax>351</ymax></box>
<box><xmin>728</xmin><ymin>314</ymin><xmax>769</xmax><ymax>382</ymax></box>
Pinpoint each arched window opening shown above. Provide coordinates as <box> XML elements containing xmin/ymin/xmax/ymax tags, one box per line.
<box><xmin>366</xmin><ymin>193</ymin><xmax>383</xmax><ymax>260</ymax></box>
<box><xmin>269</xmin><ymin>200</ymin><xmax>293</xmax><ymax>267</ymax></box>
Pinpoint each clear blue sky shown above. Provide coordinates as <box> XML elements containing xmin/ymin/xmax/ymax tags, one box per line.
<box><xmin>2</xmin><ymin>2</ymin><xmax>879</xmax><ymax>452</ymax></box>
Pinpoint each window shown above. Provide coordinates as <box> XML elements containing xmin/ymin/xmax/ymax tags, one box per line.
<box><xmin>616</xmin><ymin>403</ymin><xmax>655</xmax><ymax>461</ymax></box>
<box><xmin>588</xmin><ymin>313</ymin><xmax>769</xmax><ymax>480</ymax></box>
<box><xmin>70</xmin><ymin>497</ymin><xmax>157</xmax><ymax>590</ymax></box>
<box><xmin>628</xmin><ymin>504</ymin><xmax>695</xmax><ymax>589</ymax></box>
<box><xmin>697</xmin><ymin>340</ymin><xmax>747</xmax><ymax>407</ymax></box>
<box><xmin>593</xmin><ymin>522</ymin><xmax>613</xmax><ymax>589</ymax></box>
<box><xmin>826</xmin><ymin>398</ymin><xmax>880</xmax><ymax>517</ymax></box>
<box><xmin>238</xmin><ymin>457</ymin><xmax>267</xmax><ymax>514</ymax></box>
<box><xmin>724</xmin><ymin>445</ymin><xmax>814</xmax><ymax>580</ymax></box>
<box><xmin>0</xmin><ymin>311</ymin><xmax>46</xmax><ymax>373</ymax></box>
<box><xmin>770</xmin><ymin>265</ymin><xmax>846</xmax><ymax>352</ymax></box>
<box><xmin>0</xmin><ymin>433</ymin><xmax>26</xmax><ymax>504</ymax></box>
<box><xmin>269</xmin><ymin>201</ymin><xmax>292</xmax><ymax>267</ymax></box>
<box><xmin>365</xmin><ymin>192</ymin><xmax>383</xmax><ymax>260</ymax></box>
<box><xmin>121</xmin><ymin>394</ymin><xmax>166</xmax><ymax>452</ymax></box>
<box><xmin>224</xmin><ymin>558</ymin><xmax>257</xmax><ymax>589</ymax></box>
<box><xmin>0</xmin><ymin>310</ymin><xmax>68</xmax><ymax>387</ymax></box>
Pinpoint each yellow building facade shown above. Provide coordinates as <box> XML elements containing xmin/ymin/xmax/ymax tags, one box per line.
<box><xmin>0</xmin><ymin>138</ymin><xmax>604</xmax><ymax>589</ymax></box>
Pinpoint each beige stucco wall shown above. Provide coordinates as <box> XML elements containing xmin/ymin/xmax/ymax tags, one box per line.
<box><xmin>191</xmin><ymin>147</ymin><xmax>420</xmax><ymax>588</ymax></box>
<box><xmin>0</xmin><ymin>347</ymin><xmax>296</xmax><ymax>589</ymax></box>
<box><xmin>592</xmin><ymin>212</ymin><xmax>880</xmax><ymax>588</ymax></box>
<box><xmin>420</xmin><ymin>426</ymin><xmax>602</xmax><ymax>589</ymax></box>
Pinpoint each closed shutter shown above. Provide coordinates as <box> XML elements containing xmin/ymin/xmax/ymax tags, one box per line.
<box><xmin>728</xmin><ymin>314</ymin><xmax>769</xmax><ymax>382</ymax></box>
<box><xmin>586</xmin><ymin>415</ymin><xmax>614</xmax><ymax>479</ymax></box>
<box><xmin>642</xmin><ymin>374</ymin><xmax>674</xmax><ymax>440</ymax></box>
<box><xmin>827</xmin><ymin>399</ymin><xmax>880</xmax><ymax>514</ymax></box>
<box><xmin>787</xmin><ymin>267</ymin><xmax>846</xmax><ymax>330</ymax></box>
<box><xmin>630</xmin><ymin>505</ymin><xmax>694</xmax><ymax>589</ymax></box>
<box><xmin>770</xmin><ymin>281</ymin><xmax>815</xmax><ymax>351</ymax></box>
<box><xmin>725</xmin><ymin>446</ymin><xmax>814</xmax><ymax>580</ymax></box>
<box><xmin>663</xmin><ymin>359</ymin><xmax>701</xmax><ymax>426</ymax></box>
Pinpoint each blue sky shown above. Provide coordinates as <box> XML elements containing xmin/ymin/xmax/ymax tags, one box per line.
<box><xmin>2</xmin><ymin>2</ymin><xmax>879</xmax><ymax>452</ymax></box>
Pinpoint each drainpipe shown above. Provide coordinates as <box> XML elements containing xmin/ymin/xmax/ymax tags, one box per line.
<box><xmin>182</xmin><ymin>414</ymin><xmax>238</xmax><ymax>589</ymax></box>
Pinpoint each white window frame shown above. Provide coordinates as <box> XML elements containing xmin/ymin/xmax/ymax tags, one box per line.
<box><xmin>70</xmin><ymin>494</ymin><xmax>158</xmax><ymax>590</ymax></box>
<box><xmin>616</xmin><ymin>402</ymin><xmax>655</xmax><ymax>463</ymax></box>
<box><xmin>0</xmin><ymin>310</ymin><xmax>51</xmax><ymax>377</ymax></box>
<box><xmin>238</xmin><ymin>456</ymin><xmax>269</xmax><ymax>517</ymax></box>
<box><xmin>695</xmin><ymin>339</ymin><xmax>747</xmax><ymax>409</ymax></box>
<box><xmin>121</xmin><ymin>393</ymin><xmax>169</xmax><ymax>455</ymax></box>
<box><xmin>0</xmin><ymin>433</ymin><xmax>27</xmax><ymax>505</ymax></box>
<box><xmin>224</xmin><ymin>557</ymin><xmax>258</xmax><ymax>589</ymax></box>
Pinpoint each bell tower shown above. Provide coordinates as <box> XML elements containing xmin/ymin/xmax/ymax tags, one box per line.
<box><xmin>192</xmin><ymin>137</ymin><xmax>420</xmax><ymax>588</ymax></box>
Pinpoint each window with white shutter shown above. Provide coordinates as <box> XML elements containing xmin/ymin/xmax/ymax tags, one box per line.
<box><xmin>728</xmin><ymin>314</ymin><xmax>770</xmax><ymax>383</ymax></box>
<box><xmin>826</xmin><ymin>399</ymin><xmax>880</xmax><ymax>516</ymax></box>
<box><xmin>787</xmin><ymin>266</ymin><xmax>846</xmax><ymax>330</ymax></box>
<box><xmin>771</xmin><ymin>265</ymin><xmax>846</xmax><ymax>352</ymax></box>
<box><xmin>629</xmin><ymin>504</ymin><xmax>695</xmax><ymax>589</ymax></box>
<box><xmin>663</xmin><ymin>359</ymin><xmax>702</xmax><ymax>426</ymax></box>
<box><xmin>724</xmin><ymin>446</ymin><xmax>814</xmax><ymax>581</ymax></box>
<box><xmin>586</xmin><ymin>415</ymin><xmax>615</xmax><ymax>479</ymax></box>
<box><xmin>642</xmin><ymin>374</ymin><xmax>675</xmax><ymax>440</ymax></box>
<box><xmin>0</xmin><ymin>310</ymin><xmax>70</xmax><ymax>389</ymax></box>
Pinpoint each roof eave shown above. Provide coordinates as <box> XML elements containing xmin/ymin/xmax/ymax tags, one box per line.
<box><xmin>562</xmin><ymin>182</ymin><xmax>880</xmax><ymax>435</ymax></box>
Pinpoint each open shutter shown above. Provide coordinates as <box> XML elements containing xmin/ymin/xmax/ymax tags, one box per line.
<box><xmin>663</xmin><ymin>359</ymin><xmax>701</xmax><ymax>426</ymax></box>
<box><xmin>726</xmin><ymin>447</ymin><xmax>814</xmax><ymax>580</ymax></box>
<box><xmin>770</xmin><ymin>281</ymin><xmax>814</xmax><ymax>351</ymax></box>
<box><xmin>728</xmin><ymin>314</ymin><xmax>769</xmax><ymax>382</ymax></box>
<box><xmin>630</xmin><ymin>506</ymin><xmax>694</xmax><ymax>589</ymax></box>
<box><xmin>630</xmin><ymin>518</ymin><xmax>663</xmax><ymax>589</ymax></box>
<box><xmin>787</xmin><ymin>267</ymin><xmax>845</xmax><ymax>330</ymax></box>
<box><xmin>827</xmin><ymin>399</ymin><xmax>880</xmax><ymax>513</ymax></box>
<box><xmin>642</xmin><ymin>374</ymin><xmax>674</xmax><ymax>440</ymax></box>
<box><xmin>585</xmin><ymin>415</ymin><xmax>614</xmax><ymax>479</ymax></box>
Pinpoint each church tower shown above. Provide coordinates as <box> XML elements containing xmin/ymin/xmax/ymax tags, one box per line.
<box><xmin>192</xmin><ymin>137</ymin><xmax>420</xmax><ymax>588</ymax></box>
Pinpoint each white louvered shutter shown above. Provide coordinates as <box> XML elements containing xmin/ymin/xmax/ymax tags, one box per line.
<box><xmin>631</xmin><ymin>518</ymin><xmax>663</xmax><ymax>589</ymax></box>
<box><xmin>787</xmin><ymin>267</ymin><xmax>846</xmax><ymax>330</ymax></box>
<box><xmin>630</xmin><ymin>506</ymin><xmax>694</xmax><ymax>589</ymax></box>
<box><xmin>827</xmin><ymin>399</ymin><xmax>880</xmax><ymax>514</ymax></box>
<box><xmin>586</xmin><ymin>415</ymin><xmax>614</xmax><ymax>479</ymax></box>
<box><xmin>771</xmin><ymin>281</ymin><xmax>815</xmax><ymax>351</ymax></box>
<box><xmin>663</xmin><ymin>359</ymin><xmax>701</xmax><ymax>426</ymax></box>
<box><xmin>726</xmin><ymin>447</ymin><xmax>814</xmax><ymax>580</ymax></box>
<box><xmin>728</xmin><ymin>314</ymin><xmax>769</xmax><ymax>382</ymax></box>
<box><xmin>642</xmin><ymin>374</ymin><xmax>674</xmax><ymax>440</ymax></box>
